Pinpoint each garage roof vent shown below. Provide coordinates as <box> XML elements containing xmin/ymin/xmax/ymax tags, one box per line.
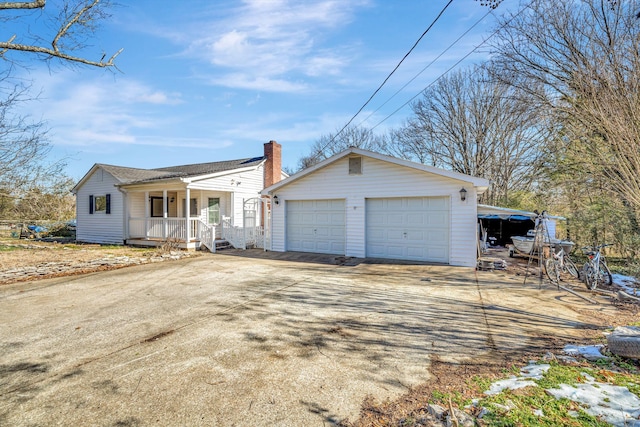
<box><xmin>349</xmin><ymin>156</ymin><xmax>362</xmax><ymax>175</ymax></box>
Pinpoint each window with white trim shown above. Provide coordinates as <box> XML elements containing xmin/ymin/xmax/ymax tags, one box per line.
<box><xmin>89</xmin><ymin>194</ymin><xmax>111</xmax><ymax>214</ymax></box>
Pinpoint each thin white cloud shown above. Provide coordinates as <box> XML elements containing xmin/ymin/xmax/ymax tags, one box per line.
<box><xmin>182</xmin><ymin>0</ymin><xmax>371</xmax><ymax>92</ymax></box>
<box><xmin>22</xmin><ymin>71</ymin><xmax>186</xmax><ymax>148</ymax></box>
<box><xmin>120</xmin><ymin>136</ymin><xmax>234</xmax><ymax>149</ymax></box>
<box><xmin>210</xmin><ymin>73</ymin><xmax>308</xmax><ymax>93</ymax></box>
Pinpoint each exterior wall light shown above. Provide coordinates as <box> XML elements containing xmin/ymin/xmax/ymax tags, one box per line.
<box><xmin>459</xmin><ymin>187</ymin><xmax>467</xmax><ymax>202</ymax></box>
<box><xmin>273</xmin><ymin>195</ymin><xmax>279</xmax><ymax>205</ymax></box>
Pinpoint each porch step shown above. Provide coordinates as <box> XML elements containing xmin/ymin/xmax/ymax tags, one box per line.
<box><xmin>214</xmin><ymin>240</ymin><xmax>233</xmax><ymax>251</ymax></box>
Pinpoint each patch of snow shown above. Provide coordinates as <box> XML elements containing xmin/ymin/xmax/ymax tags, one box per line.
<box><xmin>547</xmin><ymin>380</ymin><xmax>640</xmax><ymax>427</ymax></box>
<box><xmin>613</xmin><ymin>273</ymin><xmax>640</xmax><ymax>296</ymax></box>
<box><xmin>520</xmin><ymin>363</ymin><xmax>550</xmax><ymax>379</ymax></box>
<box><xmin>580</xmin><ymin>372</ymin><xmax>595</xmax><ymax>382</ymax></box>
<box><xmin>484</xmin><ymin>363</ymin><xmax>550</xmax><ymax>395</ymax></box>
<box><xmin>484</xmin><ymin>351</ymin><xmax>640</xmax><ymax>426</ymax></box>
<box><xmin>485</xmin><ymin>378</ymin><xmax>537</xmax><ymax>396</ymax></box>
<box><xmin>564</xmin><ymin>344</ymin><xmax>609</xmax><ymax>361</ymax></box>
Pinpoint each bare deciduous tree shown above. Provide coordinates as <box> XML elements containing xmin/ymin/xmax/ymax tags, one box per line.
<box><xmin>0</xmin><ymin>0</ymin><xmax>121</xmax><ymax>68</ymax></box>
<box><xmin>296</xmin><ymin>125</ymin><xmax>384</xmax><ymax>171</ymax></box>
<box><xmin>0</xmin><ymin>1</ymin><xmax>118</xmax><ymax>219</ymax></box>
<box><xmin>387</xmin><ymin>65</ymin><xmax>550</xmax><ymax>205</ymax></box>
<box><xmin>0</xmin><ymin>76</ymin><xmax>62</xmax><ymax>189</ymax></box>
<box><xmin>0</xmin><ymin>73</ymin><xmax>70</xmax><ymax>217</ymax></box>
<box><xmin>489</xmin><ymin>0</ymin><xmax>640</xmax><ymax>216</ymax></box>
<box><xmin>11</xmin><ymin>177</ymin><xmax>76</xmax><ymax>220</ymax></box>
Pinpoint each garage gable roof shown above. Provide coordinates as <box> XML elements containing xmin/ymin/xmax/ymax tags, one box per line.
<box><xmin>262</xmin><ymin>147</ymin><xmax>489</xmax><ymax>194</ymax></box>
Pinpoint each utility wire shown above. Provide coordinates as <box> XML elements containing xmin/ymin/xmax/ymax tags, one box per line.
<box><xmin>370</xmin><ymin>2</ymin><xmax>531</xmax><ymax>131</ymax></box>
<box><xmin>356</xmin><ymin>8</ymin><xmax>493</xmax><ymax>128</ymax></box>
<box><xmin>308</xmin><ymin>0</ymin><xmax>454</xmax><ymax>162</ymax></box>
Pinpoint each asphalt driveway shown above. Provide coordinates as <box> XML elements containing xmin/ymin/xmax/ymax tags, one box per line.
<box><xmin>0</xmin><ymin>251</ymin><xmax>615</xmax><ymax>426</ymax></box>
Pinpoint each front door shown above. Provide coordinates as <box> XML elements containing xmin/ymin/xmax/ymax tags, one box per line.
<box><xmin>208</xmin><ymin>198</ymin><xmax>220</xmax><ymax>225</ymax></box>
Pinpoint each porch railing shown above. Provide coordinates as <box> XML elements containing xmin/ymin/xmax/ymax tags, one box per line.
<box><xmin>245</xmin><ymin>225</ymin><xmax>266</xmax><ymax>249</ymax></box>
<box><xmin>219</xmin><ymin>218</ymin><xmax>266</xmax><ymax>250</ymax></box>
<box><xmin>197</xmin><ymin>220</ymin><xmax>216</xmax><ymax>253</ymax></box>
<box><xmin>127</xmin><ymin>216</ymin><xmax>265</xmax><ymax>251</ymax></box>
<box><xmin>221</xmin><ymin>216</ymin><xmax>245</xmax><ymax>249</ymax></box>
<box><xmin>128</xmin><ymin>217</ymin><xmax>199</xmax><ymax>241</ymax></box>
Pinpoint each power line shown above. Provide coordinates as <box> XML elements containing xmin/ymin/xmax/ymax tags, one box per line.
<box><xmin>309</xmin><ymin>0</ymin><xmax>454</xmax><ymax>161</ymax></box>
<box><xmin>356</xmin><ymin>8</ymin><xmax>493</xmax><ymax>128</ymax></box>
<box><xmin>370</xmin><ymin>2</ymin><xmax>531</xmax><ymax>131</ymax></box>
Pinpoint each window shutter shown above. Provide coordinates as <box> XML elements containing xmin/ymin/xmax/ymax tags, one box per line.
<box><xmin>89</xmin><ymin>195</ymin><xmax>94</xmax><ymax>214</ymax></box>
<box><xmin>106</xmin><ymin>194</ymin><xmax>111</xmax><ymax>214</ymax></box>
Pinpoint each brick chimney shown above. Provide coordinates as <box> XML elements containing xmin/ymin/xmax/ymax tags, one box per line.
<box><xmin>263</xmin><ymin>140</ymin><xmax>282</xmax><ymax>188</ymax></box>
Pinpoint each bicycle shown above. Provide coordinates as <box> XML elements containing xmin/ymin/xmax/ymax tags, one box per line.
<box><xmin>544</xmin><ymin>243</ymin><xmax>580</xmax><ymax>284</ymax></box>
<box><xmin>581</xmin><ymin>244</ymin><xmax>613</xmax><ymax>290</ymax></box>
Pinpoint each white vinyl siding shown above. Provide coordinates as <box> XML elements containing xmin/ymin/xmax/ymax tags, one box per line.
<box><xmin>366</xmin><ymin>197</ymin><xmax>449</xmax><ymax>263</ymax></box>
<box><xmin>129</xmin><ymin>192</ymin><xmax>146</xmax><ymax>218</ymax></box>
<box><xmin>269</xmin><ymin>155</ymin><xmax>479</xmax><ymax>267</ymax></box>
<box><xmin>286</xmin><ymin>200</ymin><xmax>345</xmax><ymax>255</ymax></box>
<box><xmin>189</xmin><ymin>167</ymin><xmax>264</xmax><ymax>226</ymax></box>
<box><xmin>75</xmin><ymin>168</ymin><xmax>124</xmax><ymax>245</ymax></box>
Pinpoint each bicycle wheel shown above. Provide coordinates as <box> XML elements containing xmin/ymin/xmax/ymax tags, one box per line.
<box><xmin>545</xmin><ymin>258</ymin><xmax>560</xmax><ymax>284</ymax></box>
<box><xmin>583</xmin><ymin>264</ymin><xmax>598</xmax><ymax>290</ymax></box>
<box><xmin>598</xmin><ymin>262</ymin><xmax>613</xmax><ymax>286</ymax></box>
<box><xmin>564</xmin><ymin>257</ymin><xmax>580</xmax><ymax>279</ymax></box>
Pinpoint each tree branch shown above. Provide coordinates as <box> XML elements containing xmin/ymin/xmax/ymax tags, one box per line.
<box><xmin>0</xmin><ymin>0</ymin><xmax>45</xmax><ymax>9</ymax></box>
<box><xmin>0</xmin><ymin>0</ymin><xmax>121</xmax><ymax>68</ymax></box>
<box><xmin>0</xmin><ymin>40</ymin><xmax>122</xmax><ymax>67</ymax></box>
<box><xmin>52</xmin><ymin>0</ymin><xmax>100</xmax><ymax>52</ymax></box>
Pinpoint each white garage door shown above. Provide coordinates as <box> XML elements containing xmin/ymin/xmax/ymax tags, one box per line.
<box><xmin>286</xmin><ymin>199</ymin><xmax>345</xmax><ymax>255</ymax></box>
<box><xmin>366</xmin><ymin>197</ymin><xmax>450</xmax><ymax>263</ymax></box>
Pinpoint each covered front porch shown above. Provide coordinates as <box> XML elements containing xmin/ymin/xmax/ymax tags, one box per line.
<box><xmin>123</xmin><ymin>187</ymin><xmax>268</xmax><ymax>251</ymax></box>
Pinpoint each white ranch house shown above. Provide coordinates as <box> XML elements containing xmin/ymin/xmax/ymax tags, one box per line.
<box><xmin>73</xmin><ymin>143</ymin><xmax>490</xmax><ymax>267</ymax></box>
<box><xmin>72</xmin><ymin>141</ymin><xmax>283</xmax><ymax>251</ymax></box>
<box><xmin>261</xmin><ymin>148</ymin><xmax>489</xmax><ymax>267</ymax></box>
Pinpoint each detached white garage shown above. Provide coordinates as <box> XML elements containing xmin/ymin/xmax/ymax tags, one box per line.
<box><xmin>262</xmin><ymin>148</ymin><xmax>489</xmax><ymax>267</ymax></box>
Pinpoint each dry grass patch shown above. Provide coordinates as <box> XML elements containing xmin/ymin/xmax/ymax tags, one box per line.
<box><xmin>0</xmin><ymin>239</ymin><xmax>158</xmax><ymax>270</ymax></box>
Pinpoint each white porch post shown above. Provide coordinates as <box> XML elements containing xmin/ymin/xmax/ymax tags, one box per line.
<box><xmin>163</xmin><ymin>189</ymin><xmax>168</xmax><ymax>239</ymax></box>
<box><xmin>230</xmin><ymin>192</ymin><xmax>235</xmax><ymax>226</ymax></box>
<box><xmin>242</xmin><ymin>198</ymin><xmax>247</xmax><ymax>250</ymax></box>
<box><xmin>185</xmin><ymin>187</ymin><xmax>191</xmax><ymax>243</ymax></box>
<box><xmin>119</xmin><ymin>188</ymin><xmax>129</xmax><ymax>244</ymax></box>
<box><xmin>144</xmin><ymin>191</ymin><xmax>149</xmax><ymax>239</ymax></box>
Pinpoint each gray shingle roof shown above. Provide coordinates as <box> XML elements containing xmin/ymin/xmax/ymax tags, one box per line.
<box><xmin>97</xmin><ymin>165</ymin><xmax>174</xmax><ymax>184</ymax></box>
<box><xmin>98</xmin><ymin>156</ymin><xmax>265</xmax><ymax>185</ymax></box>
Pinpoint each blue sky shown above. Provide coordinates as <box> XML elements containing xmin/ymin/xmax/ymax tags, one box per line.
<box><xmin>5</xmin><ymin>0</ymin><xmax>515</xmax><ymax>180</ymax></box>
